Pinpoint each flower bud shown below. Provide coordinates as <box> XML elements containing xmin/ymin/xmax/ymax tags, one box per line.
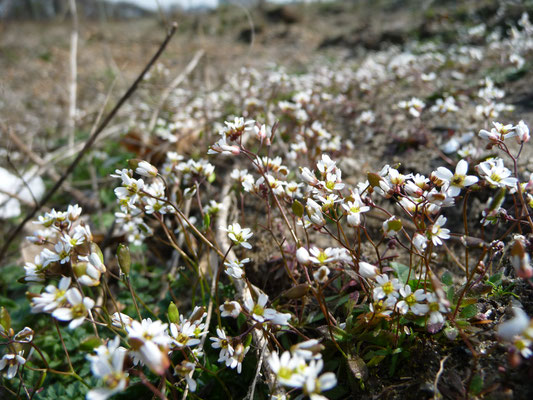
<box><xmin>296</xmin><ymin>247</ymin><xmax>310</xmax><ymax>264</ymax></box>
<box><xmin>515</xmin><ymin>120</ymin><xmax>530</xmax><ymax>143</ymax></box>
<box><xmin>129</xmin><ymin>159</ymin><xmax>158</xmax><ymax>177</ymax></box>
<box><xmin>358</xmin><ymin>262</ymin><xmax>378</xmax><ymax>279</ymax></box>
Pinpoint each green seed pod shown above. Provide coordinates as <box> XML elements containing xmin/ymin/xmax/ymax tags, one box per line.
<box><xmin>0</xmin><ymin>307</ymin><xmax>11</xmax><ymax>332</ymax></box>
<box><xmin>243</xmin><ymin>333</ymin><xmax>253</xmax><ymax>348</ymax></box>
<box><xmin>72</xmin><ymin>261</ymin><xmax>88</xmax><ymax>278</ymax></box>
<box><xmin>117</xmin><ymin>244</ymin><xmax>131</xmax><ymax>275</ymax></box>
<box><xmin>292</xmin><ymin>200</ymin><xmax>304</xmax><ymax>218</ymax></box>
<box><xmin>488</xmin><ymin>188</ymin><xmax>506</xmax><ymax>211</ymax></box>
<box><xmin>282</xmin><ymin>284</ymin><xmax>310</xmax><ymax>299</ymax></box>
<box><xmin>127</xmin><ymin>158</ymin><xmax>142</xmax><ymax>170</ymax></box>
<box><xmin>367</xmin><ymin>172</ymin><xmax>382</xmax><ymax>188</ymax></box>
<box><xmin>91</xmin><ymin>243</ymin><xmax>104</xmax><ymax>264</ymax></box>
<box><xmin>168</xmin><ymin>302</ymin><xmax>180</xmax><ymax>324</ymax></box>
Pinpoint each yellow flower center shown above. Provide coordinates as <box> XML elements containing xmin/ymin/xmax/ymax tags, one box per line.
<box><xmin>451</xmin><ymin>174</ymin><xmax>465</xmax><ymax>186</ymax></box>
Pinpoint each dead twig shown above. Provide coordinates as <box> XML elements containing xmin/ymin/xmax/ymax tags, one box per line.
<box><xmin>0</xmin><ymin>23</ymin><xmax>179</xmax><ymax>263</ymax></box>
<box><xmin>433</xmin><ymin>354</ymin><xmax>449</xmax><ymax>399</ymax></box>
<box><xmin>67</xmin><ymin>0</ymin><xmax>78</xmax><ymax>151</ymax></box>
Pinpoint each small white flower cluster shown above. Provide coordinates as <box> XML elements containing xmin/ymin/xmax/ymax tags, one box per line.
<box><xmin>268</xmin><ymin>340</ymin><xmax>337</xmax><ymax>400</ymax></box>
<box><xmin>0</xmin><ymin>326</ymin><xmax>33</xmax><ymax>380</ymax></box>
<box><xmin>210</xmin><ymin>328</ymin><xmax>250</xmax><ymax>374</ymax></box>
<box><xmin>25</xmin><ymin>206</ymin><xmax>103</xmax><ymax>329</ymax></box>
<box><xmin>86</xmin><ymin>337</ymin><xmax>128</xmax><ymax>400</ymax></box>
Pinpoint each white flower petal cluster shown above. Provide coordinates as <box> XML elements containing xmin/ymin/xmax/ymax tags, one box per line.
<box><xmin>0</xmin><ymin>351</ymin><xmax>25</xmax><ymax>380</ymax></box>
<box><xmin>126</xmin><ymin>318</ymin><xmax>172</xmax><ymax>375</ymax></box>
<box><xmin>210</xmin><ymin>328</ymin><xmax>250</xmax><ymax>374</ymax></box>
<box><xmin>223</xmin><ymin>223</ymin><xmax>253</xmax><ymax>249</ymax></box>
<box><xmin>243</xmin><ymin>292</ymin><xmax>291</xmax><ymax>325</ymax></box>
<box><xmin>497</xmin><ymin>307</ymin><xmax>533</xmax><ymax>359</ymax></box>
<box><xmin>477</xmin><ymin>158</ymin><xmax>518</xmax><ymax>189</ymax></box>
<box><xmin>268</xmin><ymin>342</ymin><xmax>336</xmax><ymax>399</ymax></box>
<box><xmin>52</xmin><ymin>287</ymin><xmax>95</xmax><ymax>329</ymax></box>
<box><xmin>434</xmin><ymin>159</ymin><xmax>478</xmax><ymax>197</ymax></box>
<box><xmin>86</xmin><ymin>336</ymin><xmax>128</xmax><ymax>400</ymax></box>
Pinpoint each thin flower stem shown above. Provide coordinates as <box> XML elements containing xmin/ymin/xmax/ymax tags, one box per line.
<box><xmin>125</xmin><ymin>275</ymin><xmax>143</xmax><ymax>320</ymax></box>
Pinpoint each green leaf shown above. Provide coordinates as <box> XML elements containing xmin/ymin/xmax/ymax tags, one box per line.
<box><xmin>488</xmin><ymin>273</ymin><xmax>502</xmax><ymax>285</ymax></box>
<box><xmin>441</xmin><ymin>271</ymin><xmax>453</xmax><ymax>286</ymax></box>
<box><xmin>79</xmin><ymin>336</ymin><xmax>102</xmax><ymax>352</ymax></box>
<box><xmin>447</xmin><ymin>286</ymin><xmax>455</xmax><ymax>303</ymax></box>
<box><xmin>469</xmin><ymin>374</ymin><xmax>483</xmax><ymax>395</ymax></box>
<box><xmin>366</xmin><ymin>355</ymin><xmax>385</xmax><ymax>367</ymax></box>
<box><xmin>459</xmin><ymin>304</ymin><xmax>478</xmax><ymax>319</ymax></box>
<box><xmin>390</xmin><ymin>262</ymin><xmax>410</xmax><ymax>284</ymax></box>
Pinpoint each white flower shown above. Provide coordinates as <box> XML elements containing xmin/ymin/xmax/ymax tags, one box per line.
<box><xmin>243</xmin><ymin>293</ymin><xmax>291</xmax><ymax>325</ymax></box>
<box><xmin>111</xmin><ymin>312</ymin><xmax>133</xmax><ymax>328</ymax></box>
<box><xmin>31</xmin><ymin>276</ymin><xmax>72</xmax><ymax>313</ymax></box>
<box><xmin>373</xmin><ymin>274</ymin><xmax>400</xmax><ymax>300</ymax></box>
<box><xmin>39</xmin><ymin>248</ymin><xmax>60</xmax><ymax>267</ymax></box>
<box><xmin>313</xmin><ymin>266</ymin><xmax>330</xmax><ymax>284</ymax></box>
<box><xmin>77</xmin><ymin>252</ymin><xmax>106</xmax><ymax>286</ymax></box>
<box><xmin>302</xmin><ymin>359</ymin><xmax>337</xmax><ymax>400</ymax></box>
<box><xmin>254</xmin><ymin>124</ymin><xmax>273</xmax><ymax>145</ymax></box>
<box><xmin>208</xmin><ymin>136</ymin><xmax>241</xmax><ymax>155</ymax></box>
<box><xmin>220</xmin><ymin>301</ymin><xmax>242</xmax><ymax>318</ymax></box>
<box><xmin>126</xmin><ymin>318</ymin><xmax>171</xmax><ymax>375</ymax></box>
<box><xmin>0</xmin><ymin>351</ymin><xmax>25</xmax><ymax>379</ymax></box>
<box><xmin>342</xmin><ymin>192</ymin><xmax>370</xmax><ymax>227</ymax></box>
<box><xmin>428</xmin><ymin>215</ymin><xmax>450</xmax><ymax>246</ymax></box>
<box><xmin>426</xmin><ymin>292</ymin><xmax>449</xmax><ymax>327</ymax></box>
<box><xmin>305</xmin><ymin>199</ymin><xmax>326</xmax><ymax>227</ymax></box>
<box><xmin>224</xmin><ymin>258</ymin><xmax>249</xmax><ymax>279</ymax></box>
<box><xmin>395</xmin><ymin>285</ymin><xmax>428</xmax><ymax>315</ymax></box>
<box><xmin>398</xmin><ymin>97</ymin><xmax>425</xmax><ymax>117</ymax></box>
<box><xmin>413</xmin><ymin>233</ymin><xmax>428</xmax><ymax>252</ymax></box>
<box><xmin>479</xmin><ymin>121</ymin><xmax>516</xmax><ymax>142</ymax></box>
<box><xmin>225</xmin><ymin>342</ymin><xmax>249</xmax><ymax>373</ymax></box>
<box><xmin>356</xmin><ymin>110</ymin><xmax>375</xmax><ymax>125</ymax></box>
<box><xmin>434</xmin><ymin>160</ymin><xmax>478</xmax><ymax>197</ymax></box>
<box><xmin>223</xmin><ymin>223</ymin><xmax>253</xmax><ymax>249</ymax></box>
<box><xmin>175</xmin><ymin>361</ymin><xmax>198</xmax><ymax>392</ymax></box>
<box><xmin>430</xmin><ymin>97</ymin><xmax>458</xmax><ymax>114</ymax></box>
<box><xmin>169</xmin><ymin>320</ymin><xmax>202</xmax><ymax>349</ymax></box>
<box><xmin>87</xmin><ymin>336</ymin><xmax>128</xmax><ymax>400</ymax></box>
<box><xmin>230</xmin><ymin>168</ymin><xmax>254</xmax><ymax>192</ymax></box>
<box><xmin>268</xmin><ymin>351</ymin><xmax>306</xmax><ymax>388</ymax></box>
<box><xmin>210</xmin><ymin>328</ymin><xmax>234</xmax><ymax>363</ymax></box>
<box><xmin>24</xmin><ymin>254</ymin><xmax>46</xmax><ymax>283</ymax></box>
<box><xmin>52</xmin><ymin>287</ymin><xmax>95</xmax><ymax>329</ymax></box>
<box><xmin>477</xmin><ymin>158</ymin><xmax>518</xmax><ymax>189</ymax></box>
<box><xmin>114</xmin><ymin>170</ymin><xmax>144</xmax><ymax>202</ymax></box>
